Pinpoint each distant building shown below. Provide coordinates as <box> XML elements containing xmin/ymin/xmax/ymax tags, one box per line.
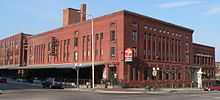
<box><xmin>191</xmin><ymin>43</ymin><xmax>215</xmax><ymax>87</ymax></box>
<box><xmin>0</xmin><ymin>4</ymin><xmax>216</xmax><ymax>88</ymax></box>
<box><xmin>216</xmin><ymin>62</ymin><xmax>220</xmax><ymax>79</ymax></box>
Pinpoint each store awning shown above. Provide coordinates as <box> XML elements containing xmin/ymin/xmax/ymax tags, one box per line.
<box><xmin>0</xmin><ymin>61</ymin><xmax>106</xmax><ymax>70</ymax></box>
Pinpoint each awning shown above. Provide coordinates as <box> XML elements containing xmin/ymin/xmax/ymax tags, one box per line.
<box><xmin>0</xmin><ymin>61</ymin><xmax>106</xmax><ymax>70</ymax></box>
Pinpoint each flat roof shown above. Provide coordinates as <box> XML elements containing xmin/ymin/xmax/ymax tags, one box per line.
<box><xmin>123</xmin><ymin>10</ymin><xmax>194</xmax><ymax>32</ymax></box>
<box><xmin>193</xmin><ymin>43</ymin><xmax>215</xmax><ymax>49</ymax></box>
<box><xmin>32</xmin><ymin>9</ymin><xmax>194</xmax><ymax>38</ymax></box>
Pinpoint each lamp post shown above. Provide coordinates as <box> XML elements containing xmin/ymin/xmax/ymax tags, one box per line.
<box><xmin>152</xmin><ymin>67</ymin><xmax>160</xmax><ymax>88</ymax></box>
<box><xmin>79</xmin><ymin>13</ymin><xmax>94</xmax><ymax>88</ymax></box>
<box><xmin>74</xmin><ymin>63</ymin><xmax>82</xmax><ymax>88</ymax></box>
<box><xmin>87</xmin><ymin>14</ymin><xmax>95</xmax><ymax>89</ymax></box>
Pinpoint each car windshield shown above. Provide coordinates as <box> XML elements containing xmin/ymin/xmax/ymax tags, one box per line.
<box><xmin>55</xmin><ymin>78</ymin><xmax>64</xmax><ymax>82</ymax></box>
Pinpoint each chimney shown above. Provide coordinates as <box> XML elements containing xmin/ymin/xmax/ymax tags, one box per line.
<box><xmin>63</xmin><ymin>4</ymin><xmax>87</xmax><ymax>26</ymax></box>
<box><xmin>80</xmin><ymin>4</ymin><xmax>86</xmax><ymax>22</ymax></box>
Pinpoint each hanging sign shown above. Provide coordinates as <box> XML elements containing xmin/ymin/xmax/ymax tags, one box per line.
<box><xmin>124</xmin><ymin>48</ymin><xmax>133</xmax><ymax>62</ymax></box>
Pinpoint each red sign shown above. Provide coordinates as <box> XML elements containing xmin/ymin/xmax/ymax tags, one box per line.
<box><xmin>125</xmin><ymin>48</ymin><xmax>133</xmax><ymax>62</ymax></box>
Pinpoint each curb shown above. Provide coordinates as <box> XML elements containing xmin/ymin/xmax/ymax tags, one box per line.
<box><xmin>64</xmin><ymin>88</ymin><xmax>170</xmax><ymax>95</ymax></box>
<box><xmin>95</xmin><ymin>90</ymin><xmax>145</xmax><ymax>94</ymax></box>
<box><xmin>64</xmin><ymin>88</ymin><xmax>211</xmax><ymax>95</ymax></box>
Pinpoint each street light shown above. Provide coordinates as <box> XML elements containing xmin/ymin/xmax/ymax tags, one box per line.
<box><xmin>81</xmin><ymin>13</ymin><xmax>95</xmax><ymax>88</ymax></box>
<box><xmin>74</xmin><ymin>12</ymin><xmax>94</xmax><ymax>88</ymax></box>
<box><xmin>152</xmin><ymin>67</ymin><xmax>160</xmax><ymax>88</ymax></box>
<box><xmin>86</xmin><ymin>14</ymin><xmax>95</xmax><ymax>89</ymax></box>
<box><xmin>74</xmin><ymin>63</ymin><xmax>82</xmax><ymax>88</ymax></box>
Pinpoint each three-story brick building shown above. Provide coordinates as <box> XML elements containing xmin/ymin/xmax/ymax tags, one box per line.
<box><xmin>0</xmin><ymin>4</ymin><xmax>216</xmax><ymax>88</ymax></box>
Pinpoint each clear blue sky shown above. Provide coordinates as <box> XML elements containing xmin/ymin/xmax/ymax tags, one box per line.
<box><xmin>0</xmin><ymin>0</ymin><xmax>219</xmax><ymax>61</ymax></box>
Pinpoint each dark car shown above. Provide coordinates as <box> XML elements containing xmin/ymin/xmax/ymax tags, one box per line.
<box><xmin>0</xmin><ymin>77</ymin><xmax>7</xmax><ymax>84</ymax></box>
<box><xmin>204</xmin><ymin>85</ymin><xmax>220</xmax><ymax>91</ymax></box>
<box><xmin>42</xmin><ymin>78</ymin><xmax>64</xmax><ymax>89</ymax></box>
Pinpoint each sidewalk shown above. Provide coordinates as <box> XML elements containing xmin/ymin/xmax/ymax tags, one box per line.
<box><xmin>64</xmin><ymin>88</ymin><xmax>206</xmax><ymax>95</ymax></box>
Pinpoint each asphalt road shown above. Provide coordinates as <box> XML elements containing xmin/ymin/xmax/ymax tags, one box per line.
<box><xmin>1</xmin><ymin>89</ymin><xmax>220</xmax><ymax>100</ymax></box>
<box><xmin>0</xmin><ymin>82</ymin><xmax>41</xmax><ymax>90</ymax></box>
<box><xmin>1</xmin><ymin>81</ymin><xmax>220</xmax><ymax>100</ymax></box>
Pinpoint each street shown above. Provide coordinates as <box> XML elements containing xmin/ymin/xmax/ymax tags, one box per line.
<box><xmin>1</xmin><ymin>81</ymin><xmax>220</xmax><ymax>100</ymax></box>
<box><xmin>1</xmin><ymin>89</ymin><xmax>220</xmax><ymax>100</ymax></box>
<box><xmin>0</xmin><ymin>82</ymin><xmax>40</xmax><ymax>90</ymax></box>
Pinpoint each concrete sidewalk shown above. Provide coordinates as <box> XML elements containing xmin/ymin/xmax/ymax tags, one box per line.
<box><xmin>64</xmin><ymin>88</ymin><xmax>206</xmax><ymax>95</ymax></box>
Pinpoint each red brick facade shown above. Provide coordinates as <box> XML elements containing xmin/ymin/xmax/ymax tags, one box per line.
<box><xmin>0</xmin><ymin>33</ymin><xmax>31</xmax><ymax>67</ymax></box>
<box><xmin>191</xmin><ymin>43</ymin><xmax>215</xmax><ymax>87</ymax></box>
<box><xmin>0</xmin><ymin>4</ymin><xmax>216</xmax><ymax>88</ymax></box>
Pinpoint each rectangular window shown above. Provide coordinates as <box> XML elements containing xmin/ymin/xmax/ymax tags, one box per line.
<box><xmin>144</xmin><ymin>69</ymin><xmax>148</xmax><ymax>80</ymax></box>
<box><xmin>48</xmin><ymin>42</ymin><xmax>51</xmax><ymax>52</ymax></box>
<box><xmin>82</xmin><ymin>36</ymin><xmax>86</xmax><ymax>60</ymax></box>
<box><xmin>110</xmin><ymin>30</ymin><xmax>116</xmax><ymax>41</ymax></box>
<box><xmin>74</xmin><ymin>37</ymin><xmax>78</xmax><ymax>47</ymax></box>
<box><xmin>132</xmin><ymin>31</ymin><xmax>137</xmax><ymax>41</ymax></box>
<box><xmin>100</xmin><ymin>49</ymin><xmax>103</xmax><ymax>56</ymax></box>
<box><xmin>67</xmin><ymin>39</ymin><xmax>70</xmax><ymax>61</ymax></box>
<box><xmin>111</xmin><ymin>47</ymin><xmax>116</xmax><ymax>57</ymax></box>
<box><xmin>87</xmin><ymin>35</ymin><xmax>90</xmax><ymax>42</ymax></box>
<box><xmin>96</xmin><ymin>33</ymin><xmax>99</xmax><ymax>40</ymax></box>
<box><xmin>100</xmin><ymin>32</ymin><xmax>104</xmax><ymax>39</ymax></box>
<box><xmin>63</xmin><ymin>40</ymin><xmax>67</xmax><ymax>61</ymax></box>
<box><xmin>74</xmin><ymin>51</ymin><xmax>78</xmax><ymax>61</ymax></box>
<box><xmin>133</xmin><ymin>47</ymin><xmax>137</xmax><ymax>57</ymax></box>
<box><xmin>144</xmin><ymin>33</ymin><xmax>147</xmax><ymax>59</ymax></box>
<box><xmin>95</xmin><ymin>49</ymin><xmax>98</xmax><ymax>56</ymax></box>
<box><xmin>147</xmin><ymin>34</ymin><xmax>151</xmax><ymax>59</ymax></box>
<box><xmin>59</xmin><ymin>40</ymin><xmax>63</xmax><ymax>62</ymax></box>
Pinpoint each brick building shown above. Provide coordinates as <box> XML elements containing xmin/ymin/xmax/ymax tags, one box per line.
<box><xmin>216</xmin><ymin>62</ymin><xmax>220</xmax><ymax>79</ymax></box>
<box><xmin>0</xmin><ymin>33</ymin><xmax>31</xmax><ymax>77</ymax></box>
<box><xmin>191</xmin><ymin>43</ymin><xmax>215</xmax><ymax>87</ymax></box>
<box><xmin>0</xmin><ymin>4</ymin><xmax>216</xmax><ymax>88</ymax></box>
<box><xmin>0</xmin><ymin>33</ymin><xmax>31</xmax><ymax>67</ymax></box>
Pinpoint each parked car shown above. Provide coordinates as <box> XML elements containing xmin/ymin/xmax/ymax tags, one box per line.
<box><xmin>33</xmin><ymin>77</ymin><xmax>42</xmax><ymax>84</ymax></box>
<box><xmin>63</xmin><ymin>82</ymin><xmax>77</xmax><ymax>88</ymax></box>
<box><xmin>16</xmin><ymin>78</ymin><xmax>27</xmax><ymax>82</ymax></box>
<box><xmin>0</xmin><ymin>77</ymin><xmax>7</xmax><ymax>83</ymax></box>
<box><xmin>204</xmin><ymin>84</ymin><xmax>220</xmax><ymax>91</ymax></box>
<box><xmin>42</xmin><ymin>78</ymin><xmax>64</xmax><ymax>89</ymax></box>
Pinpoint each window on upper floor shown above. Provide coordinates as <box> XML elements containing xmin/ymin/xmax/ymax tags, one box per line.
<box><xmin>100</xmin><ymin>49</ymin><xmax>104</xmax><ymax>56</ymax></box>
<box><xmin>74</xmin><ymin>51</ymin><xmax>78</xmax><ymax>61</ymax></box>
<box><xmin>95</xmin><ymin>49</ymin><xmax>99</xmax><ymax>56</ymax></box>
<box><xmin>110</xmin><ymin>30</ymin><xmax>116</xmax><ymax>41</ymax></box>
<box><xmin>133</xmin><ymin>47</ymin><xmax>137</xmax><ymax>57</ymax></box>
<box><xmin>111</xmin><ymin>47</ymin><xmax>116</xmax><ymax>57</ymax></box>
<box><xmin>87</xmin><ymin>35</ymin><xmax>90</xmax><ymax>42</ymax></box>
<box><xmin>132</xmin><ymin>31</ymin><xmax>138</xmax><ymax>41</ymax></box>
<box><xmin>96</xmin><ymin>33</ymin><xmax>99</xmax><ymax>40</ymax></box>
<box><xmin>74</xmin><ymin>31</ymin><xmax>79</xmax><ymax>36</ymax></box>
<box><xmin>100</xmin><ymin>32</ymin><xmax>104</xmax><ymax>40</ymax></box>
<box><xmin>73</xmin><ymin>37</ymin><xmax>78</xmax><ymax>47</ymax></box>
